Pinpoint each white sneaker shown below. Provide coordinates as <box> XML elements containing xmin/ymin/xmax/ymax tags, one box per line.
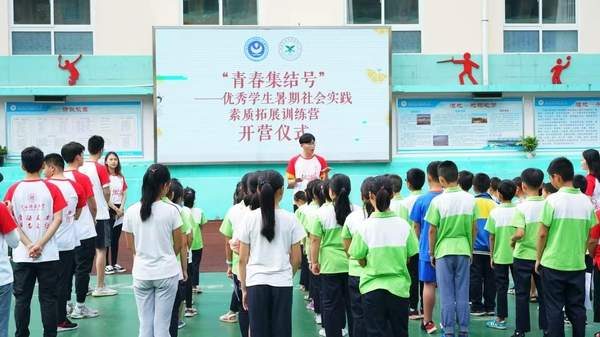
<box><xmin>66</xmin><ymin>302</ymin><xmax>74</xmax><ymax>317</ymax></box>
<box><xmin>315</xmin><ymin>314</ymin><xmax>322</xmax><ymax>325</ymax></box>
<box><xmin>342</xmin><ymin>328</ymin><xmax>348</xmax><ymax>336</ymax></box>
<box><xmin>92</xmin><ymin>287</ymin><xmax>118</xmax><ymax>297</ymax></box>
<box><xmin>70</xmin><ymin>304</ymin><xmax>99</xmax><ymax>319</ymax></box>
<box><xmin>113</xmin><ymin>264</ymin><xmax>126</xmax><ymax>273</ymax></box>
<box><xmin>319</xmin><ymin>328</ymin><xmax>326</xmax><ymax>337</ymax></box>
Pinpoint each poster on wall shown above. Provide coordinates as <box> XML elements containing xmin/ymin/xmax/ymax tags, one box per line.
<box><xmin>154</xmin><ymin>27</ymin><xmax>391</xmax><ymax>164</ymax></box>
<box><xmin>396</xmin><ymin>98</ymin><xmax>523</xmax><ymax>151</ymax></box>
<box><xmin>5</xmin><ymin>102</ymin><xmax>143</xmax><ymax>158</ymax></box>
<box><xmin>535</xmin><ymin>97</ymin><xmax>600</xmax><ymax>148</ymax></box>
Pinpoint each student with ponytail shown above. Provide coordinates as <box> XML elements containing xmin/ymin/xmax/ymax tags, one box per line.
<box><xmin>219</xmin><ymin>172</ymin><xmax>258</xmax><ymax>335</ymax></box>
<box><xmin>342</xmin><ymin>176</ymin><xmax>376</xmax><ymax>337</ymax></box>
<box><xmin>123</xmin><ymin>164</ymin><xmax>183</xmax><ymax>337</ymax></box>
<box><xmin>238</xmin><ymin>170</ymin><xmax>305</xmax><ymax>337</ymax></box>
<box><xmin>310</xmin><ymin>174</ymin><xmax>355</xmax><ymax>337</ymax></box>
<box><xmin>348</xmin><ymin>175</ymin><xmax>419</xmax><ymax>337</ymax></box>
<box><xmin>307</xmin><ymin>180</ymin><xmax>326</xmax><ymax>327</ymax></box>
<box><xmin>218</xmin><ymin>178</ymin><xmax>248</xmax><ymax>324</ymax></box>
<box><xmin>582</xmin><ymin>149</ymin><xmax>600</xmax><ymax>208</ymax></box>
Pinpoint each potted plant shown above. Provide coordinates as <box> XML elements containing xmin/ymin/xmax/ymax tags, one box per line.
<box><xmin>518</xmin><ymin>136</ymin><xmax>538</xmax><ymax>158</ymax></box>
<box><xmin>0</xmin><ymin>145</ymin><xmax>6</xmax><ymax>166</ymax></box>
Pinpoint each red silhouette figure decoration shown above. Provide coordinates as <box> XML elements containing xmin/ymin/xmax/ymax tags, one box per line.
<box><xmin>58</xmin><ymin>54</ymin><xmax>83</xmax><ymax>86</ymax></box>
<box><xmin>551</xmin><ymin>55</ymin><xmax>571</xmax><ymax>84</ymax></box>
<box><xmin>438</xmin><ymin>52</ymin><xmax>480</xmax><ymax>85</ymax></box>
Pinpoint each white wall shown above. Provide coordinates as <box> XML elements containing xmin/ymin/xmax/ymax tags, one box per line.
<box><xmin>94</xmin><ymin>0</ymin><xmax>179</xmax><ymax>55</ymax></box>
<box><xmin>0</xmin><ymin>0</ymin><xmax>8</xmax><ymax>55</ymax></box>
<box><xmin>420</xmin><ymin>0</ymin><xmax>482</xmax><ymax>54</ymax></box>
<box><xmin>259</xmin><ymin>0</ymin><xmax>344</xmax><ymax>26</ymax></box>
<box><xmin>0</xmin><ymin>96</ymin><xmax>155</xmax><ymax>161</ymax></box>
<box><xmin>0</xmin><ymin>0</ymin><xmax>598</xmax><ymax>56</ymax></box>
<box><xmin>578</xmin><ymin>0</ymin><xmax>600</xmax><ymax>53</ymax></box>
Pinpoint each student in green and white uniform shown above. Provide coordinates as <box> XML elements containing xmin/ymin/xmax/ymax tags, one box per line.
<box><xmin>509</xmin><ymin>168</ymin><xmax>548</xmax><ymax>337</ymax></box>
<box><xmin>401</xmin><ymin>168</ymin><xmax>426</xmax><ymax>319</ymax></box>
<box><xmin>309</xmin><ymin>174</ymin><xmax>355</xmax><ymax>337</ymax></box>
<box><xmin>425</xmin><ymin>161</ymin><xmax>478</xmax><ymax>337</ymax></box>
<box><xmin>305</xmin><ymin>179</ymin><xmax>326</xmax><ymax>328</ymax></box>
<box><xmin>218</xmin><ymin>172</ymin><xmax>260</xmax><ymax>337</ymax></box>
<box><xmin>342</xmin><ymin>177</ymin><xmax>375</xmax><ymax>337</ymax></box>
<box><xmin>293</xmin><ymin>190</ymin><xmax>310</xmax><ymax>292</ymax></box>
<box><xmin>165</xmin><ymin>179</ymin><xmax>192</xmax><ymax>336</ymax></box>
<box><xmin>389</xmin><ymin>174</ymin><xmax>409</xmax><ymax>220</ymax></box>
<box><xmin>348</xmin><ymin>175</ymin><xmax>419</xmax><ymax>337</ymax></box>
<box><xmin>484</xmin><ymin>180</ymin><xmax>518</xmax><ymax>330</ymax></box>
<box><xmin>538</xmin><ymin>158</ymin><xmax>596</xmax><ymax>337</ymax></box>
<box><xmin>190</xmin><ymin>202</ymin><xmax>207</xmax><ymax>294</ymax></box>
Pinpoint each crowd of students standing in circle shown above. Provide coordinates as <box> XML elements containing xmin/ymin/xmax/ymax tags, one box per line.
<box><xmin>2</xmin><ymin>132</ymin><xmax>600</xmax><ymax>337</ymax></box>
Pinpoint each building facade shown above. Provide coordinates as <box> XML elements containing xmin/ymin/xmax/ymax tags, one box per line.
<box><xmin>0</xmin><ymin>0</ymin><xmax>597</xmax><ymax>217</ymax></box>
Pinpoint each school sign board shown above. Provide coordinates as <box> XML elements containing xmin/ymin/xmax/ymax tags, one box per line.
<box><xmin>154</xmin><ymin>27</ymin><xmax>391</xmax><ymax>164</ymax></box>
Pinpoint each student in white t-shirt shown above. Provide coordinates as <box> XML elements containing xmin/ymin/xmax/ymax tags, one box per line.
<box><xmin>43</xmin><ymin>153</ymin><xmax>87</xmax><ymax>332</ymax></box>
<box><xmin>61</xmin><ymin>141</ymin><xmax>99</xmax><ymax>319</ymax></box>
<box><xmin>79</xmin><ymin>135</ymin><xmax>116</xmax><ymax>297</ymax></box>
<box><xmin>104</xmin><ymin>151</ymin><xmax>128</xmax><ymax>274</ymax></box>
<box><xmin>4</xmin><ymin>146</ymin><xmax>67</xmax><ymax>337</ymax></box>
<box><xmin>238</xmin><ymin>170</ymin><xmax>305</xmax><ymax>337</ymax></box>
<box><xmin>123</xmin><ymin>164</ymin><xmax>183</xmax><ymax>337</ymax></box>
<box><xmin>0</xmin><ymin>201</ymin><xmax>20</xmax><ymax>337</ymax></box>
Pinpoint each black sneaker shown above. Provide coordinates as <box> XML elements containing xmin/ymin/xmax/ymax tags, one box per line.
<box><xmin>510</xmin><ymin>331</ymin><xmax>525</xmax><ymax>337</ymax></box>
<box><xmin>409</xmin><ymin>308</ymin><xmax>423</xmax><ymax>320</ymax></box>
<box><xmin>470</xmin><ymin>309</ymin><xmax>486</xmax><ymax>316</ymax></box>
<box><xmin>57</xmin><ymin>319</ymin><xmax>78</xmax><ymax>332</ymax></box>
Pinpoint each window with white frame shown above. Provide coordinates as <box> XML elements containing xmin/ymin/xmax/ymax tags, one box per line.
<box><xmin>347</xmin><ymin>0</ymin><xmax>421</xmax><ymax>53</ymax></box>
<box><xmin>10</xmin><ymin>0</ymin><xmax>93</xmax><ymax>55</ymax></box>
<box><xmin>504</xmin><ymin>0</ymin><xmax>577</xmax><ymax>53</ymax></box>
<box><xmin>183</xmin><ymin>0</ymin><xmax>257</xmax><ymax>25</ymax></box>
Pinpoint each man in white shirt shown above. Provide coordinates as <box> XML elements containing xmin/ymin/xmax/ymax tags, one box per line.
<box><xmin>61</xmin><ymin>142</ymin><xmax>100</xmax><ymax>319</ymax></box>
<box><xmin>79</xmin><ymin>135</ymin><xmax>117</xmax><ymax>297</ymax></box>
<box><xmin>4</xmin><ymin>146</ymin><xmax>66</xmax><ymax>337</ymax></box>
<box><xmin>44</xmin><ymin>153</ymin><xmax>87</xmax><ymax>331</ymax></box>
<box><xmin>286</xmin><ymin>133</ymin><xmax>330</xmax><ymax>210</ymax></box>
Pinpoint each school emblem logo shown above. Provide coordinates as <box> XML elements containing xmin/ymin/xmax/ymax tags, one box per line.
<box><xmin>538</xmin><ymin>99</ymin><xmax>544</xmax><ymax>106</ymax></box>
<box><xmin>279</xmin><ymin>37</ymin><xmax>302</xmax><ymax>61</ymax></box>
<box><xmin>244</xmin><ymin>37</ymin><xmax>268</xmax><ymax>62</ymax></box>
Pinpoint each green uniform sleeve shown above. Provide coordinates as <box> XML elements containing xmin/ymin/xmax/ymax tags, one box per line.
<box><xmin>424</xmin><ymin>202</ymin><xmax>440</xmax><ymax>227</ymax></box>
<box><xmin>219</xmin><ymin>214</ymin><xmax>233</xmax><ymax>238</ymax></box>
<box><xmin>342</xmin><ymin>224</ymin><xmax>352</xmax><ymax>240</ymax></box>
<box><xmin>540</xmin><ymin>201</ymin><xmax>554</xmax><ymax>227</ymax></box>
<box><xmin>407</xmin><ymin>227</ymin><xmax>419</xmax><ymax>257</ymax></box>
<box><xmin>397</xmin><ymin>205</ymin><xmax>409</xmax><ymax>222</ymax></box>
<box><xmin>512</xmin><ymin>209</ymin><xmax>525</xmax><ymax>229</ymax></box>
<box><xmin>484</xmin><ymin>215</ymin><xmax>496</xmax><ymax>234</ymax></box>
<box><xmin>348</xmin><ymin>232</ymin><xmax>368</xmax><ymax>260</ymax></box>
<box><xmin>200</xmin><ymin>211</ymin><xmax>208</xmax><ymax>226</ymax></box>
<box><xmin>308</xmin><ymin>216</ymin><xmax>323</xmax><ymax>238</ymax></box>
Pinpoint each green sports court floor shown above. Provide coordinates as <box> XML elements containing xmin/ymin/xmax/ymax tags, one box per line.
<box><xmin>8</xmin><ymin>273</ymin><xmax>600</xmax><ymax>337</ymax></box>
